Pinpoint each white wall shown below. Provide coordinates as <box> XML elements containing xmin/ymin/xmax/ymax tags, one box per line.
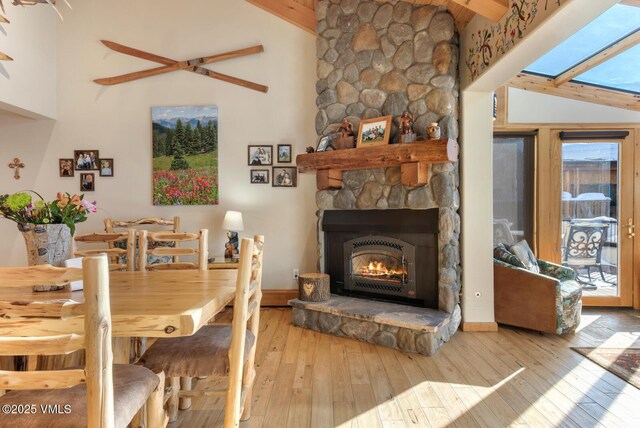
<box><xmin>0</xmin><ymin>4</ymin><xmax>57</xmax><ymax>118</ymax></box>
<box><xmin>0</xmin><ymin>0</ymin><xmax>318</xmax><ymax>290</ymax></box>
<box><xmin>508</xmin><ymin>87</ymin><xmax>640</xmax><ymax>124</ymax></box>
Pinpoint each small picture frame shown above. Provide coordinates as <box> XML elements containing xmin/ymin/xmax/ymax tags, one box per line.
<box><xmin>272</xmin><ymin>166</ymin><xmax>297</xmax><ymax>187</ymax></box>
<box><xmin>99</xmin><ymin>158</ymin><xmax>114</xmax><ymax>177</ymax></box>
<box><xmin>250</xmin><ymin>169</ymin><xmax>270</xmax><ymax>184</ymax></box>
<box><xmin>80</xmin><ymin>173</ymin><xmax>95</xmax><ymax>192</ymax></box>
<box><xmin>316</xmin><ymin>135</ymin><xmax>332</xmax><ymax>152</ymax></box>
<box><xmin>356</xmin><ymin>116</ymin><xmax>392</xmax><ymax>148</ymax></box>
<box><xmin>74</xmin><ymin>150</ymin><xmax>100</xmax><ymax>170</ymax></box>
<box><xmin>277</xmin><ymin>144</ymin><xmax>292</xmax><ymax>163</ymax></box>
<box><xmin>248</xmin><ymin>145</ymin><xmax>273</xmax><ymax>166</ymax></box>
<box><xmin>59</xmin><ymin>159</ymin><xmax>74</xmax><ymax>177</ymax></box>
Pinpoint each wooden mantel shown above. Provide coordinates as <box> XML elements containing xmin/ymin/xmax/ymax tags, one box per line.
<box><xmin>296</xmin><ymin>139</ymin><xmax>459</xmax><ymax>190</ymax></box>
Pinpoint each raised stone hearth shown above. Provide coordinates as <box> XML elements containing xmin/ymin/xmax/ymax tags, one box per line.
<box><xmin>290</xmin><ymin>295</ymin><xmax>459</xmax><ymax>355</ymax></box>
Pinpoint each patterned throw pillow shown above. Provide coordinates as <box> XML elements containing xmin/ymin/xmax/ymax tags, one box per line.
<box><xmin>509</xmin><ymin>240</ymin><xmax>540</xmax><ymax>273</ymax></box>
<box><xmin>493</xmin><ymin>243</ymin><xmax>526</xmax><ymax>269</ymax></box>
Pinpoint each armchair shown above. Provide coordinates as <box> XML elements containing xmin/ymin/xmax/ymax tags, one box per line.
<box><xmin>494</xmin><ymin>257</ymin><xmax>582</xmax><ymax>334</ymax></box>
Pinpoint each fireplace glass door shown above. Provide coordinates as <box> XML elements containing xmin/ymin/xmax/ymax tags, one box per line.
<box><xmin>344</xmin><ymin>236</ymin><xmax>415</xmax><ymax>299</ymax></box>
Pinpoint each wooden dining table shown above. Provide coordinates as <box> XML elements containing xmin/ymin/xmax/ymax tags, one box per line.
<box><xmin>4</xmin><ymin>269</ymin><xmax>238</xmax><ymax>365</ymax></box>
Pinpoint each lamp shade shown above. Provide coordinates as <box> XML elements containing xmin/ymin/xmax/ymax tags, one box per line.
<box><xmin>222</xmin><ymin>210</ymin><xmax>244</xmax><ymax>231</ymax></box>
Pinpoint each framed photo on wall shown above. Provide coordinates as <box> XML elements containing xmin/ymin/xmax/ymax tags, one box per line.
<box><xmin>272</xmin><ymin>166</ymin><xmax>297</xmax><ymax>188</ymax></box>
<box><xmin>99</xmin><ymin>158</ymin><xmax>114</xmax><ymax>177</ymax></box>
<box><xmin>74</xmin><ymin>150</ymin><xmax>99</xmax><ymax>170</ymax></box>
<box><xmin>80</xmin><ymin>173</ymin><xmax>95</xmax><ymax>191</ymax></box>
<box><xmin>277</xmin><ymin>144</ymin><xmax>292</xmax><ymax>163</ymax></box>
<box><xmin>59</xmin><ymin>159</ymin><xmax>74</xmax><ymax>177</ymax></box>
<box><xmin>356</xmin><ymin>116</ymin><xmax>392</xmax><ymax>148</ymax></box>
<box><xmin>248</xmin><ymin>145</ymin><xmax>273</xmax><ymax>166</ymax></box>
<box><xmin>250</xmin><ymin>169</ymin><xmax>269</xmax><ymax>184</ymax></box>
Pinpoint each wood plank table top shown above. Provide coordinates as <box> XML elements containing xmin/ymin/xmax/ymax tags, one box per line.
<box><xmin>3</xmin><ymin>270</ymin><xmax>238</xmax><ymax>339</ymax></box>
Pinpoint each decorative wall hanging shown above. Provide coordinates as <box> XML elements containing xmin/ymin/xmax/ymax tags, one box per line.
<box><xmin>152</xmin><ymin>105</ymin><xmax>219</xmax><ymax>206</ymax></box>
<box><xmin>277</xmin><ymin>144</ymin><xmax>292</xmax><ymax>163</ymax></box>
<box><xmin>80</xmin><ymin>172</ymin><xmax>94</xmax><ymax>191</ymax></box>
<box><xmin>99</xmin><ymin>158</ymin><xmax>113</xmax><ymax>177</ymax></box>
<box><xmin>95</xmin><ymin>41</ymin><xmax>268</xmax><ymax>93</ymax></box>
<box><xmin>250</xmin><ymin>169</ymin><xmax>269</xmax><ymax>184</ymax></box>
<box><xmin>8</xmin><ymin>157</ymin><xmax>24</xmax><ymax>179</ymax></box>
<box><xmin>272</xmin><ymin>166</ymin><xmax>297</xmax><ymax>188</ymax></box>
<box><xmin>248</xmin><ymin>145</ymin><xmax>273</xmax><ymax>166</ymax></box>
<box><xmin>74</xmin><ymin>150</ymin><xmax>99</xmax><ymax>170</ymax></box>
<box><xmin>59</xmin><ymin>158</ymin><xmax>73</xmax><ymax>177</ymax></box>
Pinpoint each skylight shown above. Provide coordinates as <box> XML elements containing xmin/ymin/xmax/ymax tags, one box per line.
<box><xmin>524</xmin><ymin>4</ymin><xmax>640</xmax><ymax>78</ymax></box>
<box><xmin>573</xmin><ymin>43</ymin><xmax>640</xmax><ymax>94</ymax></box>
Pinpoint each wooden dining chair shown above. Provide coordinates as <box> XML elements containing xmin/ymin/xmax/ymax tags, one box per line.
<box><xmin>73</xmin><ymin>229</ymin><xmax>136</xmax><ymax>271</ymax></box>
<box><xmin>0</xmin><ymin>255</ymin><xmax>167</xmax><ymax>428</ymax></box>
<box><xmin>105</xmin><ymin>216</ymin><xmax>181</xmax><ymax>269</ymax></box>
<box><xmin>140</xmin><ymin>235</ymin><xmax>264</xmax><ymax>427</ymax></box>
<box><xmin>104</xmin><ymin>216</ymin><xmax>181</xmax><ymax>234</ymax></box>
<box><xmin>137</xmin><ymin>229</ymin><xmax>209</xmax><ymax>271</ymax></box>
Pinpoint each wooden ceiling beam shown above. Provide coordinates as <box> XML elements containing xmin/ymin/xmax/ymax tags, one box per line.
<box><xmin>245</xmin><ymin>0</ymin><xmax>316</xmax><ymax>35</ymax></box>
<box><xmin>554</xmin><ymin>29</ymin><xmax>640</xmax><ymax>86</ymax></box>
<box><xmin>509</xmin><ymin>72</ymin><xmax>640</xmax><ymax>112</ymax></box>
<box><xmin>448</xmin><ymin>0</ymin><xmax>508</xmax><ymax>21</ymax></box>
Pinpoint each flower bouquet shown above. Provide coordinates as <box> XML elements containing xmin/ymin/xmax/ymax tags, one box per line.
<box><xmin>0</xmin><ymin>191</ymin><xmax>97</xmax><ymax>291</ymax></box>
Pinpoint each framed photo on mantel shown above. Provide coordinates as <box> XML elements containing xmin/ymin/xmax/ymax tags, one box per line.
<box><xmin>356</xmin><ymin>115</ymin><xmax>392</xmax><ymax>148</ymax></box>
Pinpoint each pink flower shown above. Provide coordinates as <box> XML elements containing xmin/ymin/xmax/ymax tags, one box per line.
<box><xmin>81</xmin><ymin>199</ymin><xmax>97</xmax><ymax>213</ymax></box>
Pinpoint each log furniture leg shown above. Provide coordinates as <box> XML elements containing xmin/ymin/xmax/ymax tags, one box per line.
<box><xmin>167</xmin><ymin>376</ymin><xmax>180</xmax><ymax>422</ymax></box>
<box><xmin>179</xmin><ymin>376</ymin><xmax>192</xmax><ymax>410</ymax></box>
<box><xmin>147</xmin><ymin>370</ymin><xmax>168</xmax><ymax>428</ymax></box>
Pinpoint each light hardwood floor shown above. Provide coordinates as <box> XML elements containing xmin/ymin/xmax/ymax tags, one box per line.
<box><xmin>172</xmin><ymin>308</ymin><xmax>640</xmax><ymax>428</ymax></box>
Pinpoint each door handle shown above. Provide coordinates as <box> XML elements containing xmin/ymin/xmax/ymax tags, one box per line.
<box><xmin>627</xmin><ymin>218</ymin><xmax>635</xmax><ymax>239</ymax></box>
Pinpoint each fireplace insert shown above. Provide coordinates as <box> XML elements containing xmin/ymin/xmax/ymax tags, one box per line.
<box><xmin>323</xmin><ymin>209</ymin><xmax>438</xmax><ymax>308</ymax></box>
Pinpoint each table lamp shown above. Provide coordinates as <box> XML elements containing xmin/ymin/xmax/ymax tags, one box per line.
<box><xmin>222</xmin><ymin>210</ymin><xmax>244</xmax><ymax>260</ymax></box>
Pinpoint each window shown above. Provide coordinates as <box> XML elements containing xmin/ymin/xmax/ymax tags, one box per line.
<box><xmin>524</xmin><ymin>4</ymin><xmax>640</xmax><ymax>94</ymax></box>
<box><xmin>493</xmin><ymin>133</ymin><xmax>536</xmax><ymax>248</ymax></box>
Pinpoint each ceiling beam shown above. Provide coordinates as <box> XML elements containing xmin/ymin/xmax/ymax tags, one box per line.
<box><xmin>245</xmin><ymin>0</ymin><xmax>316</xmax><ymax>35</ymax></box>
<box><xmin>509</xmin><ymin>73</ymin><xmax>640</xmax><ymax>111</ymax></box>
<box><xmin>448</xmin><ymin>0</ymin><xmax>508</xmax><ymax>22</ymax></box>
<box><xmin>554</xmin><ymin>29</ymin><xmax>640</xmax><ymax>86</ymax></box>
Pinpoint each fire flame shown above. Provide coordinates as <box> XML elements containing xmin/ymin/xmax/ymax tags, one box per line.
<box><xmin>361</xmin><ymin>260</ymin><xmax>404</xmax><ymax>278</ymax></box>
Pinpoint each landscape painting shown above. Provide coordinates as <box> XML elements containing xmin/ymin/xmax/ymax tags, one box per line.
<box><xmin>152</xmin><ymin>105</ymin><xmax>218</xmax><ymax>206</ymax></box>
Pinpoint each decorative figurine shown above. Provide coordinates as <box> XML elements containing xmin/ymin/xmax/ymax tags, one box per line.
<box><xmin>224</xmin><ymin>231</ymin><xmax>239</xmax><ymax>259</ymax></box>
<box><xmin>427</xmin><ymin>122</ymin><xmax>441</xmax><ymax>140</ymax></box>
<box><xmin>338</xmin><ymin>118</ymin><xmax>355</xmax><ymax>137</ymax></box>
<box><xmin>305</xmin><ymin>146</ymin><xmax>315</xmax><ymax>153</ymax></box>
<box><xmin>334</xmin><ymin>118</ymin><xmax>356</xmax><ymax>149</ymax></box>
<box><xmin>398</xmin><ymin>111</ymin><xmax>416</xmax><ymax>144</ymax></box>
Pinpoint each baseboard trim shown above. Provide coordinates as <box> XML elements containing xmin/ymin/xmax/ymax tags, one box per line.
<box><xmin>461</xmin><ymin>322</ymin><xmax>499</xmax><ymax>332</ymax></box>
<box><xmin>262</xmin><ymin>290</ymin><xmax>298</xmax><ymax>306</ymax></box>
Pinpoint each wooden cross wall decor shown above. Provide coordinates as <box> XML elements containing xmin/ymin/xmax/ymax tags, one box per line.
<box><xmin>94</xmin><ymin>41</ymin><xmax>269</xmax><ymax>93</ymax></box>
<box><xmin>8</xmin><ymin>157</ymin><xmax>24</xmax><ymax>180</ymax></box>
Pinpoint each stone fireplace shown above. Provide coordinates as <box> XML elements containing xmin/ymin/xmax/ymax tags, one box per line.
<box><xmin>290</xmin><ymin>0</ymin><xmax>461</xmax><ymax>356</ymax></box>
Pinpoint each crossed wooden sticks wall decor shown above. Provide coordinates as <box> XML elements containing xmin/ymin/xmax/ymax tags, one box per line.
<box><xmin>95</xmin><ymin>41</ymin><xmax>268</xmax><ymax>93</ymax></box>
